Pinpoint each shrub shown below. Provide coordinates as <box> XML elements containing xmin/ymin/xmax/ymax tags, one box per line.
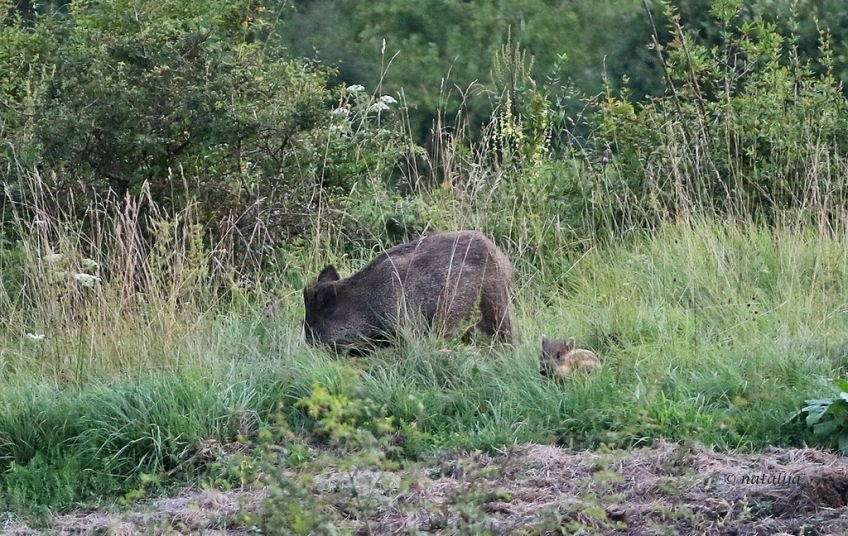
<box><xmin>591</xmin><ymin>0</ymin><xmax>848</xmax><ymax>231</ymax></box>
<box><xmin>0</xmin><ymin>0</ymin><xmax>417</xmax><ymax>252</ymax></box>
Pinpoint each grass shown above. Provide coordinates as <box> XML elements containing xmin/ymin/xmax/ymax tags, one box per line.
<box><xmin>1</xmin><ymin>215</ymin><xmax>844</xmax><ymax>513</ymax></box>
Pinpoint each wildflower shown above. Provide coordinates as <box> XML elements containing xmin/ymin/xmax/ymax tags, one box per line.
<box><xmin>43</xmin><ymin>253</ymin><xmax>65</xmax><ymax>264</ymax></box>
<box><xmin>346</xmin><ymin>84</ymin><xmax>365</xmax><ymax>93</ymax></box>
<box><xmin>26</xmin><ymin>333</ymin><xmax>45</xmax><ymax>341</ymax></box>
<box><xmin>379</xmin><ymin>95</ymin><xmax>397</xmax><ymax>105</ymax></box>
<box><xmin>73</xmin><ymin>273</ymin><xmax>102</xmax><ymax>287</ymax></box>
<box><xmin>369</xmin><ymin>101</ymin><xmax>390</xmax><ymax>113</ymax></box>
<box><xmin>331</xmin><ymin>107</ymin><xmax>351</xmax><ymax>118</ymax></box>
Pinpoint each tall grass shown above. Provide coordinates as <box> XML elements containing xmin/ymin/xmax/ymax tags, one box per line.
<box><xmin>352</xmin><ymin>218</ymin><xmax>845</xmax><ymax>453</ymax></box>
<box><xmin>2</xmin><ymin>191</ymin><xmax>844</xmax><ymax>511</ymax></box>
<box><xmin>1</xmin><ymin>169</ymin><xmax>281</xmax><ymax>384</ymax></box>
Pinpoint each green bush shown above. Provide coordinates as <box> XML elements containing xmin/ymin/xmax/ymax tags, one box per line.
<box><xmin>591</xmin><ymin>1</ymin><xmax>848</xmax><ymax>229</ymax></box>
<box><xmin>0</xmin><ymin>0</ymin><xmax>416</xmax><ymax>250</ymax></box>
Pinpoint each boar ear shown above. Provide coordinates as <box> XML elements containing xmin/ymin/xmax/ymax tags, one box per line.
<box><xmin>317</xmin><ymin>265</ymin><xmax>340</xmax><ymax>283</ymax></box>
<box><xmin>564</xmin><ymin>337</ymin><xmax>575</xmax><ymax>351</ymax></box>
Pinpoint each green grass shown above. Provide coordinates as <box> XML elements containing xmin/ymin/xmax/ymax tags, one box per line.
<box><xmin>1</xmin><ymin>219</ymin><xmax>845</xmax><ymax>513</ymax></box>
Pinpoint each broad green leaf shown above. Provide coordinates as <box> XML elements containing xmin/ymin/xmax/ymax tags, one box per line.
<box><xmin>832</xmin><ymin>378</ymin><xmax>848</xmax><ymax>393</ymax></box>
<box><xmin>803</xmin><ymin>405</ymin><xmax>828</xmax><ymax>426</ymax></box>
<box><xmin>813</xmin><ymin>419</ymin><xmax>844</xmax><ymax>437</ymax></box>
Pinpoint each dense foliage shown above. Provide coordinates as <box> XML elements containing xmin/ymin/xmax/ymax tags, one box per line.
<box><xmin>1</xmin><ymin>0</ymin><xmax>415</xmax><ymax>247</ymax></box>
<box><xmin>279</xmin><ymin>0</ymin><xmax>848</xmax><ymax>146</ymax></box>
<box><xmin>4</xmin><ymin>0</ymin><xmax>848</xmax><ymax>251</ymax></box>
<box><xmin>593</xmin><ymin>0</ymin><xmax>848</xmax><ymax>230</ymax></box>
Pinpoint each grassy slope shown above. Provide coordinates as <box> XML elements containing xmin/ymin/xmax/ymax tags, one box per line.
<box><xmin>0</xmin><ymin>219</ymin><xmax>845</xmax><ymax>511</ymax></box>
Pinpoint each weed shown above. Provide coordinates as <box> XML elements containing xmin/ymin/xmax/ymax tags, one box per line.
<box><xmin>789</xmin><ymin>377</ymin><xmax>848</xmax><ymax>453</ymax></box>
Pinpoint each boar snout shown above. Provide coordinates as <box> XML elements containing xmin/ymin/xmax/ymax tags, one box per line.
<box><xmin>538</xmin><ymin>358</ymin><xmax>556</xmax><ymax>377</ymax></box>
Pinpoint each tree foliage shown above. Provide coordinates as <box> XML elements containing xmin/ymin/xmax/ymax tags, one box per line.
<box><xmin>591</xmin><ymin>0</ymin><xmax>848</xmax><ymax>231</ymax></box>
<box><xmin>278</xmin><ymin>0</ymin><xmax>848</xmax><ymax>152</ymax></box>
<box><xmin>277</xmin><ymin>0</ymin><xmax>661</xmax><ymax>144</ymax></box>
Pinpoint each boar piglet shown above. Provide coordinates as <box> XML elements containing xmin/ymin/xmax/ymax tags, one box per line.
<box><xmin>540</xmin><ymin>336</ymin><xmax>601</xmax><ymax>378</ymax></box>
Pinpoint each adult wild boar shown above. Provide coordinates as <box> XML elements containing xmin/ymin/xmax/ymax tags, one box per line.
<box><xmin>303</xmin><ymin>231</ymin><xmax>515</xmax><ymax>352</ymax></box>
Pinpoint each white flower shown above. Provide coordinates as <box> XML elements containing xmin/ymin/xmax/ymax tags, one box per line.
<box><xmin>43</xmin><ymin>253</ymin><xmax>65</xmax><ymax>264</ymax></box>
<box><xmin>346</xmin><ymin>84</ymin><xmax>365</xmax><ymax>93</ymax></box>
<box><xmin>26</xmin><ymin>333</ymin><xmax>45</xmax><ymax>341</ymax></box>
<box><xmin>81</xmin><ymin>258</ymin><xmax>99</xmax><ymax>270</ymax></box>
<box><xmin>331</xmin><ymin>107</ymin><xmax>351</xmax><ymax>118</ymax></box>
<box><xmin>73</xmin><ymin>273</ymin><xmax>102</xmax><ymax>287</ymax></box>
<box><xmin>369</xmin><ymin>101</ymin><xmax>390</xmax><ymax>113</ymax></box>
<box><xmin>33</xmin><ymin>219</ymin><xmax>47</xmax><ymax>226</ymax></box>
<box><xmin>379</xmin><ymin>95</ymin><xmax>397</xmax><ymax>105</ymax></box>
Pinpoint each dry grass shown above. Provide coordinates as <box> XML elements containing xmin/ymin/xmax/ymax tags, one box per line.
<box><xmin>0</xmin><ymin>170</ymin><xmax>273</xmax><ymax>383</ymax></box>
<box><xmin>5</xmin><ymin>441</ymin><xmax>848</xmax><ymax>534</ymax></box>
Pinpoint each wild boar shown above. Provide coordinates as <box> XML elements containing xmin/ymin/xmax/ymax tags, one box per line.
<box><xmin>539</xmin><ymin>336</ymin><xmax>601</xmax><ymax>378</ymax></box>
<box><xmin>303</xmin><ymin>230</ymin><xmax>515</xmax><ymax>353</ymax></box>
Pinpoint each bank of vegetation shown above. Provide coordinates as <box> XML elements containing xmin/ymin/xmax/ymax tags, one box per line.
<box><xmin>1</xmin><ymin>0</ymin><xmax>848</xmax><ymax>526</ymax></box>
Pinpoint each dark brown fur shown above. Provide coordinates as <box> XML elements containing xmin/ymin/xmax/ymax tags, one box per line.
<box><xmin>540</xmin><ymin>336</ymin><xmax>601</xmax><ymax>378</ymax></box>
<box><xmin>303</xmin><ymin>231</ymin><xmax>515</xmax><ymax>353</ymax></box>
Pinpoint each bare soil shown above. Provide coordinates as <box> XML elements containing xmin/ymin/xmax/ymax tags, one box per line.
<box><xmin>5</xmin><ymin>441</ymin><xmax>848</xmax><ymax>535</ymax></box>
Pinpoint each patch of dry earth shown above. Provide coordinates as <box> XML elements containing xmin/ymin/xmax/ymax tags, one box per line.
<box><xmin>5</xmin><ymin>441</ymin><xmax>848</xmax><ymax>535</ymax></box>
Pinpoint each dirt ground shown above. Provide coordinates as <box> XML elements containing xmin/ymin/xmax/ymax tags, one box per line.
<box><xmin>5</xmin><ymin>440</ymin><xmax>848</xmax><ymax>535</ymax></box>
